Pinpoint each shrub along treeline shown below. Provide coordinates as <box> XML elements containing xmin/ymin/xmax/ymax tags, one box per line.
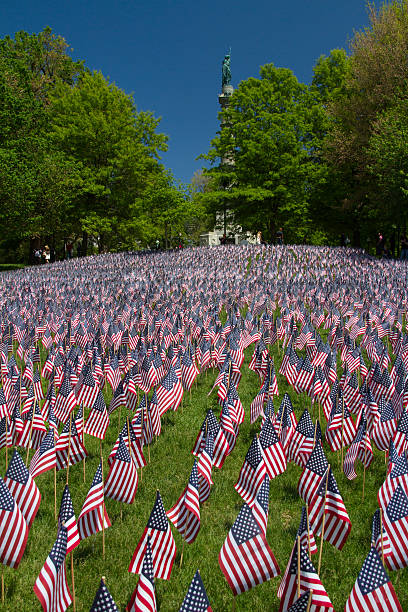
<box><xmin>200</xmin><ymin>1</ymin><xmax>408</xmax><ymax>252</ymax></box>
<box><xmin>0</xmin><ymin>28</ymin><xmax>199</xmax><ymax>262</ymax></box>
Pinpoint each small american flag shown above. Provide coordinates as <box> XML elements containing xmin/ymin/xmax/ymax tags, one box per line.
<box><xmin>29</xmin><ymin>429</ymin><xmax>57</xmax><ymax>479</ymax></box>
<box><xmin>0</xmin><ymin>477</ymin><xmax>28</xmax><ymax>568</ymax></box>
<box><xmin>128</xmin><ymin>490</ymin><xmax>176</xmax><ymax>580</ymax></box>
<box><xmin>33</xmin><ymin>525</ymin><xmax>72</xmax><ymax>612</ymax></box>
<box><xmin>234</xmin><ymin>435</ymin><xmax>266</xmax><ymax>507</ymax></box>
<box><xmin>77</xmin><ymin>462</ymin><xmax>111</xmax><ymax>540</ymax></box>
<box><xmin>382</xmin><ymin>485</ymin><xmax>408</xmax><ymax>570</ymax></box>
<box><xmin>297</xmin><ymin>441</ymin><xmax>328</xmax><ymax>505</ymax></box>
<box><xmin>104</xmin><ymin>435</ymin><xmax>138</xmax><ymax>505</ymax></box>
<box><xmin>167</xmin><ymin>460</ymin><xmax>201</xmax><ymax>544</ymax></box>
<box><xmin>278</xmin><ymin>542</ymin><xmax>333</xmax><ymax>611</ymax></box>
<box><xmin>58</xmin><ymin>484</ymin><xmax>80</xmax><ymax>554</ymax></box>
<box><xmin>90</xmin><ymin>577</ymin><xmax>119</xmax><ymax>611</ymax></box>
<box><xmin>178</xmin><ymin>570</ymin><xmax>212</xmax><ymax>612</ymax></box>
<box><xmin>219</xmin><ymin>503</ymin><xmax>280</xmax><ymax>595</ymax></box>
<box><xmin>4</xmin><ymin>449</ymin><xmax>41</xmax><ymax>529</ymax></box>
<box><xmin>345</xmin><ymin>547</ymin><xmax>402</xmax><ymax>611</ymax></box>
<box><xmin>126</xmin><ymin>537</ymin><xmax>156</xmax><ymax>612</ymax></box>
<box><xmin>252</xmin><ymin>474</ymin><xmax>270</xmax><ymax>536</ymax></box>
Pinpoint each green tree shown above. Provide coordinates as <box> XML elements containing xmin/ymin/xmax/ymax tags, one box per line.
<box><xmin>202</xmin><ymin>64</ymin><xmax>326</xmax><ymax>243</ymax></box>
<box><xmin>367</xmin><ymin>92</ymin><xmax>408</xmax><ymax>229</ymax></box>
<box><xmin>324</xmin><ymin>1</ymin><xmax>408</xmax><ymax>243</ymax></box>
<box><xmin>0</xmin><ymin>28</ymin><xmax>84</xmax><ymax>260</ymax></box>
<box><xmin>48</xmin><ymin>70</ymin><xmax>168</xmax><ymax>253</ymax></box>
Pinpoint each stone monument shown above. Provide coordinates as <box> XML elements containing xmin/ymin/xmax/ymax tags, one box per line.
<box><xmin>200</xmin><ymin>53</ymin><xmax>254</xmax><ymax>246</ymax></box>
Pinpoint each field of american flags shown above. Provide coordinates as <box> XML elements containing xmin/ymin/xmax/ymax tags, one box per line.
<box><xmin>0</xmin><ymin>245</ymin><xmax>407</xmax><ymax>610</ymax></box>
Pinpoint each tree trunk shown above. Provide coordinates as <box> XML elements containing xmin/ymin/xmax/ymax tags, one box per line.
<box><xmin>82</xmin><ymin>231</ymin><xmax>88</xmax><ymax>257</ymax></box>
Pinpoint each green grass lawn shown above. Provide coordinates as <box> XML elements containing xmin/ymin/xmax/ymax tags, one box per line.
<box><xmin>1</xmin><ymin>343</ymin><xmax>407</xmax><ymax>611</ymax></box>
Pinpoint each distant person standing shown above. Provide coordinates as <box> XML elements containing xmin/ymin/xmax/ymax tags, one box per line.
<box><xmin>376</xmin><ymin>233</ymin><xmax>385</xmax><ymax>257</ymax></box>
<box><xmin>276</xmin><ymin>227</ymin><xmax>283</xmax><ymax>245</ymax></box>
<box><xmin>43</xmin><ymin>245</ymin><xmax>50</xmax><ymax>263</ymax></box>
<box><xmin>66</xmin><ymin>242</ymin><xmax>73</xmax><ymax>259</ymax></box>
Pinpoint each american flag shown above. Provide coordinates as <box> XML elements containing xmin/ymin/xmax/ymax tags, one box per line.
<box><xmin>378</xmin><ymin>452</ymin><xmax>408</xmax><ymax>512</ymax></box>
<box><xmin>325</xmin><ymin>399</ymin><xmax>356</xmax><ymax>453</ymax></box>
<box><xmin>90</xmin><ymin>577</ymin><xmax>119</xmax><ymax>611</ymax></box>
<box><xmin>371</xmin><ymin>400</ymin><xmax>397</xmax><ymax>451</ymax></box>
<box><xmin>139</xmin><ymin>354</ymin><xmax>157</xmax><ymax>393</ymax></box>
<box><xmin>197</xmin><ymin>432</ymin><xmax>214</xmax><ymax>504</ymax></box>
<box><xmin>0</xmin><ymin>415</ymin><xmax>12</xmax><ymax>450</ymax></box>
<box><xmin>220</xmin><ymin>401</ymin><xmax>238</xmax><ymax>453</ymax></box>
<box><xmin>286</xmin><ymin>408</ymin><xmax>315</xmax><ymax>467</ymax></box>
<box><xmin>181</xmin><ymin>351</ymin><xmax>199</xmax><ymax>391</ymax></box>
<box><xmin>55</xmin><ymin>416</ymin><xmax>88</xmax><ymax>471</ymax></box>
<box><xmin>259</xmin><ymin>418</ymin><xmax>287</xmax><ymax>479</ymax></box>
<box><xmin>252</xmin><ymin>474</ymin><xmax>270</xmax><ymax>536</ymax></box>
<box><xmin>108</xmin><ymin>420</ymin><xmax>146</xmax><ymax>469</ymax></box>
<box><xmin>278</xmin><ymin>542</ymin><xmax>333</xmax><ymax>611</ymax></box>
<box><xmin>219</xmin><ymin>503</ymin><xmax>280</xmax><ymax>596</ymax></box>
<box><xmin>345</xmin><ymin>547</ymin><xmax>402</xmax><ymax>612</ymax></box>
<box><xmin>382</xmin><ymin>485</ymin><xmax>408</xmax><ymax>570</ymax></box>
<box><xmin>191</xmin><ymin>409</ymin><xmax>229</xmax><ymax>469</ymax></box>
<box><xmin>75</xmin><ymin>366</ymin><xmax>99</xmax><ymax>409</ymax></box>
<box><xmin>77</xmin><ymin>462</ymin><xmax>111</xmax><ymax>540</ymax></box>
<box><xmin>235</xmin><ymin>435</ymin><xmax>266</xmax><ymax>507</ymax></box>
<box><xmin>128</xmin><ymin>490</ymin><xmax>176</xmax><ymax>580</ymax></box>
<box><xmin>58</xmin><ymin>484</ymin><xmax>80</xmax><ymax>554</ymax></box>
<box><xmin>29</xmin><ymin>429</ymin><xmax>57</xmax><ymax>479</ymax></box>
<box><xmin>0</xmin><ymin>476</ymin><xmax>28</xmax><ymax>568</ymax></box>
<box><xmin>54</xmin><ymin>375</ymin><xmax>77</xmax><ymax>424</ymax></box>
<box><xmin>297</xmin><ymin>506</ymin><xmax>317</xmax><ymax>556</ymax></box>
<box><xmin>33</xmin><ymin>525</ymin><xmax>72</xmax><ymax>612</ymax></box>
<box><xmin>178</xmin><ymin>570</ymin><xmax>212</xmax><ymax>612</ymax></box>
<box><xmin>156</xmin><ymin>366</ymin><xmax>184</xmax><ymax>415</ymax></box>
<box><xmin>294</xmin><ymin>356</ymin><xmax>315</xmax><ymax>396</ymax></box>
<box><xmin>297</xmin><ymin>441</ymin><xmax>328</xmax><ymax>505</ymax></box>
<box><xmin>307</xmin><ymin>467</ymin><xmax>351</xmax><ymax>551</ymax></box>
<box><xmin>371</xmin><ymin>508</ymin><xmax>392</xmax><ymax>560</ymax></box>
<box><xmin>84</xmin><ymin>390</ymin><xmax>109</xmax><ymax>440</ymax></box>
<box><xmin>343</xmin><ymin>417</ymin><xmax>373</xmax><ymax>480</ymax></box>
<box><xmin>4</xmin><ymin>449</ymin><xmax>41</xmax><ymax>529</ymax></box>
<box><xmin>126</xmin><ymin>537</ymin><xmax>156</xmax><ymax>612</ymax></box>
<box><xmin>167</xmin><ymin>460</ymin><xmax>201</xmax><ymax>544</ymax></box>
<box><xmin>286</xmin><ymin>590</ymin><xmax>313</xmax><ymax>612</ymax></box>
<box><xmin>104</xmin><ymin>435</ymin><xmax>138</xmax><ymax>504</ymax></box>
<box><xmin>393</xmin><ymin>409</ymin><xmax>408</xmax><ymax>455</ymax></box>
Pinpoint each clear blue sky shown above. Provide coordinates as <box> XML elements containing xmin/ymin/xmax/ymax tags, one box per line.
<box><xmin>1</xmin><ymin>1</ymin><xmax>376</xmax><ymax>185</ymax></box>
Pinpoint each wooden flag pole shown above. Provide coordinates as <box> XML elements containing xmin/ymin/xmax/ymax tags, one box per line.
<box><xmin>313</xmin><ymin>420</ymin><xmax>318</xmax><ymax>450</ymax></box>
<box><xmin>5</xmin><ymin>417</ymin><xmax>8</xmax><ymax>471</ymax></box>
<box><xmin>1</xmin><ymin>567</ymin><xmax>4</xmax><ymax>604</ymax></box>
<box><xmin>145</xmin><ymin>394</ymin><xmax>151</xmax><ymax>463</ymax></box>
<box><xmin>66</xmin><ymin>411</ymin><xmax>73</xmax><ymax>485</ymax></box>
<box><xmin>306</xmin><ymin>589</ymin><xmax>313</xmax><ymax>612</ymax></box>
<box><xmin>317</xmin><ymin>467</ymin><xmax>330</xmax><ymax>575</ymax></box>
<box><xmin>379</xmin><ymin>508</ymin><xmax>385</xmax><ymax>567</ymax></box>
<box><xmin>362</xmin><ymin>434</ymin><xmax>368</xmax><ymax>501</ymax></box>
<box><xmin>179</xmin><ymin>512</ymin><xmax>192</xmax><ymax>569</ymax></box>
<box><xmin>297</xmin><ymin>535</ymin><xmax>301</xmax><ymax>598</ymax></box>
<box><xmin>340</xmin><ymin>395</ymin><xmax>345</xmax><ymax>467</ymax></box>
<box><xmin>25</xmin><ymin>400</ymin><xmax>36</xmax><ymax>466</ymax></box>
<box><xmin>53</xmin><ymin>429</ymin><xmax>57</xmax><ymax>520</ymax></box>
<box><xmin>82</xmin><ymin>404</ymin><xmax>86</xmax><ymax>483</ymax></box>
<box><xmin>306</xmin><ymin>504</ymin><xmax>311</xmax><ymax>559</ymax></box>
<box><xmin>101</xmin><ymin>454</ymin><xmax>105</xmax><ymax>560</ymax></box>
<box><xmin>71</xmin><ymin>551</ymin><xmax>76</xmax><ymax>612</ymax></box>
